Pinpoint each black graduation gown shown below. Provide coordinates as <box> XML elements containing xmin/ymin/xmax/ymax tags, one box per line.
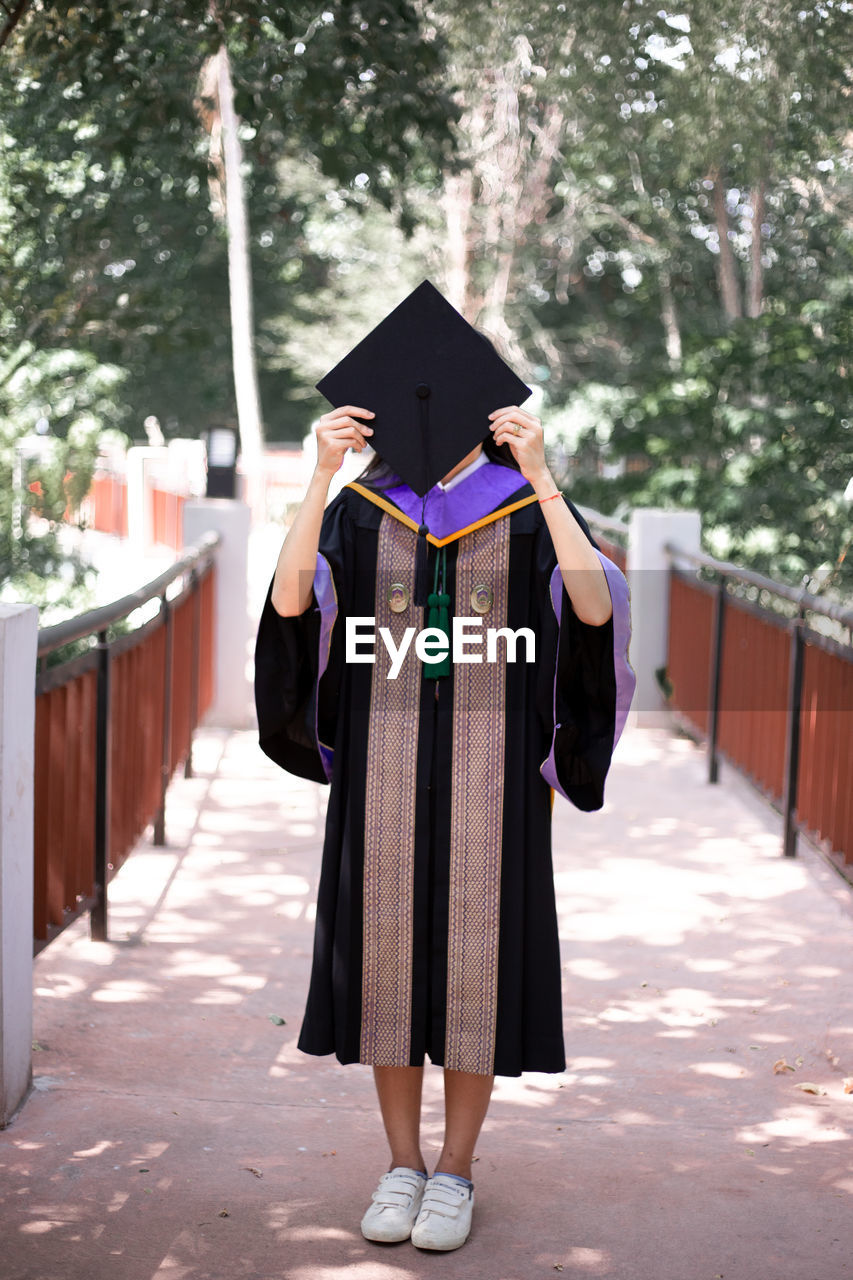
<box><xmin>254</xmin><ymin>473</ymin><xmax>635</xmax><ymax>1077</ymax></box>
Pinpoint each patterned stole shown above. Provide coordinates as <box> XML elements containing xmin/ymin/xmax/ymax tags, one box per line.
<box><xmin>360</xmin><ymin>513</ymin><xmax>510</xmax><ymax>1074</ymax></box>
<box><xmin>360</xmin><ymin>514</ymin><xmax>421</xmax><ymax>1065</ymax></box>
<box><xmin>445</xmin><ymin>519</ymin><xmax>509</xmax><ymax>1073</ymax></box>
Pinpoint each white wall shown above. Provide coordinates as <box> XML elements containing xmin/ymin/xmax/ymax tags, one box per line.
<box><xmin>0</xmin><ymin>604</ymin><xmax>37</xmax><ymax>1126</ymax></box>
<box><xmin>627</xmin><ymin>509</ymin><xmax>702</xmax><ymax>726</ymax></box>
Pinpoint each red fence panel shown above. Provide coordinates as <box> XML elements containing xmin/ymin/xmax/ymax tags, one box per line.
<box><xmin>33</xmin><ymin>667</ymin><xmax>98</xmax><ymax>946</ymax></box>
<box><xmin>34</xmin><ymin>549</ymin><xmax>218</xmax><ymax>951</ymax></box>
<box><xmin>151</xmin><ymin>488</ymin><xmax>186</xmax><ymax>552</ymax></box>
<box><xmin>109</xmin><ymin>621</ymin><xmax>166</xmax><ymax>879</ymax></box>
<box><xmin>797</xmin><ymin>638</ymin><xmax>853</xmax><ymax>866</ymax></box>
<box><xmin>667</xmin><ymin>564</ymin><xmax>853</xmax><ymax>875</ymax></box>
<box><xmin>716</xmin><ymin>599</ymin><xmax>789</xmax><ymax>801</ymax></box>
<box><xmin>89</xmin><ymin>475</ymin><xmax>129</xmax><ymax>537</ymax></box>
<box><xmin>666</xmin><ymin>572</ymin><xmax>714</xmax><ymax>738</ymax></box>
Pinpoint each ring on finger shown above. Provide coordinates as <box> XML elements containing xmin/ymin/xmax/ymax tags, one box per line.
<box><xmin>513</xmin><ymin>422</ymin><xmax>523</xmax><ymax>436</ymax></box>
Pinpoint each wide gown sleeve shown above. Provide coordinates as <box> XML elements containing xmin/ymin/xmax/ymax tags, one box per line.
<box><xmin>253</xmin><ymin>494</ymin><xmax>348</xmax><ymax>783</ymax></box>
<box><xmin>538</xmin><ymin>499</ymin><xmax>636</xmax><ymax>811</ymax></box>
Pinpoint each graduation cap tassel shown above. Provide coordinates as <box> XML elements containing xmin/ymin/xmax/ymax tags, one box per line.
<box><xmin>426</xmin><ymin>546</ymin><xmax>451</xmax><ymax>680</ymax></box>
<box><xmin>414</xmin><ymin>497</ymin><xmax>430</xmax><ymax>608</ymax></box>
<box><xmin>413</xmin><ymin>382</ymin><xmax>431</xmax><ymax>607</ymax></box>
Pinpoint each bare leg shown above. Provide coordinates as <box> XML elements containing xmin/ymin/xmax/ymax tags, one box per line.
<box><xmin>435</xmin><ymin>1069</ymin><xmax>494</xmax><ymax>1181</ymax></box>
<box><xmin>373</xmin><ymin>1065</ymin><xmax>427</xmax><ymax>1172</ymax></box>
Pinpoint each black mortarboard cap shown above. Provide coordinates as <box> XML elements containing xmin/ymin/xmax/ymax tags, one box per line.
<box><xmin>315</xmin><ymin>279</ymin><xmax>532</xmax><ymax>497</ymax></box>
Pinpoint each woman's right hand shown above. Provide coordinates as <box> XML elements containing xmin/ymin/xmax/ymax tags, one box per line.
<box><xmin>315</xmin><ymin>405</ymin><xmax>375</xmax><ymax>479</ymax></box>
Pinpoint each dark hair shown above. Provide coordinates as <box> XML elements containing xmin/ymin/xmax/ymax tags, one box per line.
<box><xmin>356</xmin><ymin>433</ymin><xmax>520</xmax><ymax>488</ymax></box>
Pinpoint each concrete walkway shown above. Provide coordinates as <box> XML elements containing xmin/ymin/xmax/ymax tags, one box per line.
<box><xmin>3</xmin><ymin>724</ymin><xmax>852</xmax><ymax>1280</ymax></box>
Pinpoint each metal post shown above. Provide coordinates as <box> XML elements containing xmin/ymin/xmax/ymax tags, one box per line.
<box><xmin>707</xmin><ymin>576</ymin><xmax>727</xmax><ymax>785</ymax></box>
<box><xmin>91</xmin><ymin>628</ymin><xmax>111</xmax><ymax>942</ymax></box>
<box><xmin>781</xmin><ymin>603</ymin><xmax>806</xmax><ymax>857</ymax></box>
<box><xmin>153</xmin><ymin>593</ymin><xmax>173</xmax><ymax>846</ymax></box>
<box><xmin>184</xmin><ymin>568</ymin><xmax>201</xmax><ymax>780</ymax></box>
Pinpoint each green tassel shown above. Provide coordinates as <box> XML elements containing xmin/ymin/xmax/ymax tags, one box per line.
<box><xmin>425</xmin><ymin>547</ymin><xmax>451</xmax><ymax>679</ymax></box>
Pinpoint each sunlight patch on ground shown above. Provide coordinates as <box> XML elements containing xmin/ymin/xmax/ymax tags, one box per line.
<box><xmin>552</xmin><ymin>1245</ymin><xmax>610</xmax><ymax>1273</ymax></box>
<box><xmin>275</xmin><ymin>900</ymin><xmax>308</xmax><ymax>920</ymax></box>
<box><xmin>92</xmin><ymin>979</ymin><xmax>162</xmax><ymax>1002</ymax></box>
<box><xmin>71</xmin><ymin>1140</ymin><xmax>114</xmax><ymax>1159</ymax></box>
<box><xmin>598</xmin><ymin>1004</ymin><xmax>648</xmax><ymax>1024</ymax></box>
<box><xmin>189</xmin><ymin>988</ymin><xmax>246</xmax><ymax>1005</ymax></box>
<box><xmin>275</xmin><ymin>1224</ymin><xmax>359</xmax><ymax>1242</ymax></box>
<box><xmin>738</xmin><ymin>1111</ymin><xmax>851</xmax><ymax>1146</ymax></box>
<box><xmin>34</xmin><ymin>975</ymin><xmax>88</xmax><ymax>998</ymax></box>
<box><xmin>609</xmin><ymin>1109</ymin><xmax>664</xmax><ymax>1126</ymax></box>
<box><xmin>564</xmin><ymin>957</ymin><xmax>622</xmax><ymax>982</ymax></box>
<box><xmin>166</xmin><ymin>952</ymin><xmax>244</xmax><ymax>978</ymax></box>
<box><xmin>491</xmin><ymin>1073</ymin><xmax>567</xmax><ymax>1106</ymax></box>
<box><xmin>689</xmin><ymin>1061</ymin><xmax>748</xmax><ymax>1079</ymax></box>
<box><xmin>286</xmin><ymin>1263</ymin><xmax>412</xmax><ymax>1280</ymax></box>
<box><xmin>19</xmin><ymin>1220</ymin><xmax>66</xmax><ymax>1235</ymax></box>
<box><xmin>686</xmin><ymin>957</ymin><xmax>732</xmax><ymax>973</ymax></box>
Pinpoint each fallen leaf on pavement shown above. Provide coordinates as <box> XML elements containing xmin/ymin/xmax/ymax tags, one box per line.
<box><xmin>842</xmin><ymin>1078</ymin><xmax>853</xmax><ymax>1095</ymax></box>
<box><xmin>242</xmin><ymin>1167</ymin><xmax>263</xmax><ymax>1178</ymax></box>
<box><xmin>268</xmin><ymin>1015</ymin><xmax>286</xmax><ymax>1026</ymax></box>
<box><xmin>773</xmin><ymin>1058</ymin><xmax>795</xmax><ymax>1074</ymax></box>
<box><xmin>794</xmin><ymin>1082</ymin><xmax>826</xmax><ymax>1096</ymax></box>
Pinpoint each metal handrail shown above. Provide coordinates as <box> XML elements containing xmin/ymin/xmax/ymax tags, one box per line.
<box><xmin>37</xmin><ymin>530</ymin><xmax>220</xmax><ymax>656</ymax></box>
<box><xmin>34</xmin><ymin>530</ymin><xmax>220</xmax><ymax>948</ymax></box>
<box><xmin>664</xmin><ymin>540</ymin><xmax>853</xmax><ymax>630</ymax></box>
<box><xmin>664</xmin><ymin>537</ymin><xmax>852</xmax><ymax>862</ymax></box>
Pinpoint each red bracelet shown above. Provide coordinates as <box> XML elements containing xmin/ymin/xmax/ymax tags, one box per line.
<box><xmin>538</xmin><ymin>492</ymin><xmax>561</xmax><ymax>505</ymax></box>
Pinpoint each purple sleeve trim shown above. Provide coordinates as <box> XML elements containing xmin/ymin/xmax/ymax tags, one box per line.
<box><xmin>313</xmin><ymin>551</ymin><xmax>337</xmax><ymax>782</ymax></box>
<box><xmin>540</xmin><ymin>550</ymin><xmax>636</xmax><ymax>800</ymax></box>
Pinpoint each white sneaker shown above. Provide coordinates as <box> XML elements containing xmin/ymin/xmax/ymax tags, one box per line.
<box><xmin>360</xmin><ymin>1167</ymin><xmax>427</xmax><ymax>1243</ymax></box>
<box><xmin>410</xmin><ymin>1173</ymin><xmax>474</xmax><ymax>1251</ymax></box>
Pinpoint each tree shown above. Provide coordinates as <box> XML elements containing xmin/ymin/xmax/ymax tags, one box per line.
<box><xmin>0</xmin><ymin>1</ymin><xmax>454</xmax><ymax>602</ymax></box>
<box><xmin>425</xmin><ymin>1</ymin><xmax>852</xmax><ymax>592</ymax></box>
<box><xmin>2</xmin><ymin>2</ymin><xmax>454</xmax><ymax>439</ymax></box>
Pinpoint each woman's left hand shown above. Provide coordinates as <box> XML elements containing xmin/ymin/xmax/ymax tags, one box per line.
<box><xmin>488</xmin><ymin>405</ymin><xmax>550</xmax><ymax>487</ymax></box>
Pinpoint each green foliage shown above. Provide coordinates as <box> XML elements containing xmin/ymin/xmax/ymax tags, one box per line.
<box><xmin>2</xmin><ymin>0</ymin><xmax>851</xmax><ymax>605</ymax></box>
<box><xmin>0</xmin><ymin>0</ymin><xmax>453</xmax><ymax>608</ymax></box>
<box><xmin>1</xmin><ymin>1</ymin><xmax>453</xmax><ymax>441</ymax></box>
<box><xmin>572</xmin><ymin>289</ymin><xmax>853</xmax><ymax>590</ymax></box>
<box><xmin>447</xmin><ymin>1</ymin><xmax>853</xmax><ymax>595</ymax></box>
<box><xmin>0</xmin><ymin>346</ymin><xmax>125</xmax><ymax>608</ymax></box>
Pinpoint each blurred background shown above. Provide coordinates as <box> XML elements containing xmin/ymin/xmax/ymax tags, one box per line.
<box><xmin>2</xmin><ymin>0</ymin><xmax>851</xmax><ymax>618</ymax></box>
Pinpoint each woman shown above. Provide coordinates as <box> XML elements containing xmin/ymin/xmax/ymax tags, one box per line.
<box><xmin>255</xmin><ymin>398</ymin><xmax>635</xmax><ymax>1252</ymax></box>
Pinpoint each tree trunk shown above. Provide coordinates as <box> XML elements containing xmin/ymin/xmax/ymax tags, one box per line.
<box><xmin>746</xmin><ymin>180</ymin><xmax>765</xmax><ymax>319</ymax></box>
<box><xmin>659</xmin><ymin>270</ymin><xmax>682</xmax><ymax>364</ymax></box>
<box><xmin>0</xmin><ymin>0</ymin><xmax>32</xmax><ymax>51</ymax></box>
<box><xmin>711</xmin><ymin>169</ymin><xmax>742</xmax><ymax>322</ymax></box>
<box><xmin>216</xmin><ymin>44</ymin><xmax>265</xmax><ymax>519</ymax></box>
<box><xmin>443</xmin><ymin>169</ymin><xmax>476</xmax><ymax>320</ymax></box>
